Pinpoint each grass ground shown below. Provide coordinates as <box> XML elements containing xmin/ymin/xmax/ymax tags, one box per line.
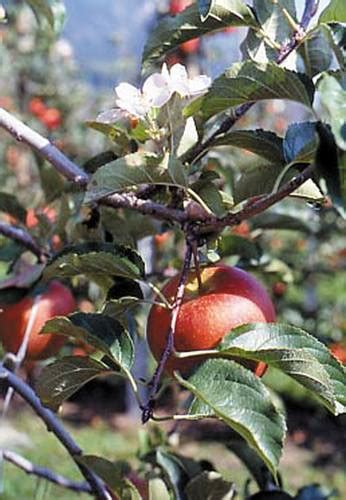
<box><xmin>0</xmin><ymin>401</ymin><xmax>345</xmax><ymax>499</ymax></box>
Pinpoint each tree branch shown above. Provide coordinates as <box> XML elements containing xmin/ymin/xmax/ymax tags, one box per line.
<box><xmin>199</xmin><ymin>163</ymin><xmax>316</xmax><ymax>234</ymax></box>
<box><xmin>141</xmin><ymin>240</ymin><xmax>193</xmax><ymax>423</ymax></box>
<box><xmin>2</xmin><ymin>449</ymin><xmax>92</xmax><ymax>494</ymax></box>
<box><xmin>0</xmin><ymin>108</ymin><xmax>89</xmax><ymax>186</ymax></box>
<box><xmin>0</xmin><ymin>108</ymin><xmax>192</xmax><ymax>226</ymax></box>
<box><xmin>0</xmin><ymin>363</ymin><xmax>112</xmax><ymax>500</ymax></box>
<box><xmin>0</xmin><ymin>222</ymin><xmax>48</xmax><ymax>262</ymax></box>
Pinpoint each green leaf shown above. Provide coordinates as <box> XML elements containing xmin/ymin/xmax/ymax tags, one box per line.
<box><xmin>188</xmin><ymin>61</ymin><xmax>314</xmax><ymax>120</ymax></box>
<box><xmin>226</xmin><ymin>437</ymin><xmax>275</xmax><ymax>490</ymax></box>
<box><xmin>283</xmin><ymin>122</ymin><xmax>318</xmax><ymax>163</ymax></box>
<box><xmin>76</xmin><ymin>456</ymin><xmax>141</xmax><ymax>499</ymax></box>
<box><xmin>319</xmin><ymin>0</ymin><xmax>346</xmax><ymax>24</ymax></box>
<box><xmin>0</xmin><ymin>193</ymin><xmax>26</xmax><ymax>223</ymax></box>
<box><xmin>167</xmin><ymin>156</ymin><xmax>188</xmax><ymax>187</ymax></box>
<box><xmin>142</xmin><ymin>2</ymin><xmax>258</xmax><ymax>72</ymax></box>
<box><xmin>212</xmin><ymin>129</ymin><xmax>285</xmax><ymax>164</ymax></box>
<box><xmin>241</xmin><ymin>0</ymin><xmax>296</xmax><ymax>63</ymax></box>
<box><xmin>37</xmin><ymin>161</ymin><xmax>65</xmax><ymax>203</ymax></box>
<box><xmin>40</xmin><ymin>313</ymin><xmax>135</xmax><ymax>371</ymax></box>
<box><xmin>318</xmin><ymin>74</ymin><xmax>346</xmax><ymax>150</ymax></box>
<box><xmin>251</xmin><ymin>212</ymin><xmax>311</xmax><ymax>233</ymax></box>
<box><xmin>36</xmin><ymin>356</ymin><xmax>109</xmax><ymax>411</ymax></box>
<box><xmin>233</xmin><ymin>157</ymin><xmax>283</xmax><ymax>203</ymax></box>
<box><xmin>321</xmin><ymin>23</ymin><xmax>346</xmax><ymax>69</ymax></box>
<box><xmin>219</xmin><ymin>234</ymin><xmax>262</xmax><ymax>261</ymax></box>
<box><xmin>217</xmin><ymin>323</ymin><xmax>346</xmax><ymax>415</ymax></box>
<box><xmin>178</xmin><ymin>359</ymin><xmax>286</xmax><ymax>476</ymax></box>
<box><xmin>25</xmin><ymin>0</ymin><xmax>54</xmax><ymax>27</ymax></box>
<box><xmin>185</xmin><ymin>471</ymin><xmax>236</xmax><ymax>500</ymax></box>
<box><xmin>298</xmin><ymin>28</ymin><xmax>333</xmax><ymax>78</ymax></box>
<box><xmin>191</xmin><ymin>182</ymin><xmax>226</xmax><ymax>216</ymax></box>
<box><xmin>85</xmin><ymin>152</ymin><xmax>186</xmax><ymax>203</ymax></box>
<box><xmin>43</xmin><ymin>242</ymin><xmax>145</xmax><ymax>283</ymax></box>
<box><xmin>149</xmin><ymin>449</ymin><xmax>200</xmax><ymax>500</ymax></box>
<box><xmin>83</xmin><ymin>150</ymin><xmax>119</xmax><ymax>175</ymax></box>
<box><xmin>102</xmin><ymin>297</ymin><xmax>144</xmax><ymax>319</ymax></box>
<box><xmin>148</xmin><ymin>478</ymin><xmax>171</xmax><ymax>500</ymax></box>
<box><xmin>315</xmin><ymin>121</ymin><xmax>345</xmax><ymax>216</ymax></box>
<box><xmin>25</xmin><ymin>0</ymin><xmax>65</xmax><ymax>34</ymax></box>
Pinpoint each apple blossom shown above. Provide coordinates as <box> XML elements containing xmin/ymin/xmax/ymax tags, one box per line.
<box><xmin>114</xmin><ymin>63</ymin><xmax>211</xmax><ymax>118</ymax></box>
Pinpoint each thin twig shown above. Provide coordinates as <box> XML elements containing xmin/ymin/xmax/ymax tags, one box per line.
<box><xmin>2</xmin><ymin>450</ymin><xmax>92</xmax><ymax>494</ymax></box>
<box><xmin>0</xmin><ymin>222</ymin><xmax>48</xmax><ymax>262</ymax></box>
<box><xmin>0</xmin><ymin>364</ymin><xmax>112</xmax><ymax>500</ymax></box>
<box><xmin>141</xmin><ymin>241</ymin><xmax>193</xmax><ymax>423</ymax></box>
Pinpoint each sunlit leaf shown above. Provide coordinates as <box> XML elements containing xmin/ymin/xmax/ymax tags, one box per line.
<box><xmin>85</xmin><ymin>152</ymin><xmax>187</xmax><ymax>203</ymax></box>
<box><xmin>186</xmin><ymin>61</ymin><xmax>313</xmax><ymax>120</ymax></box>
<box><xmin>319</xmin><ymin>0</ymin><xmax>346</xmax><ymax>24</ymax></box>
<box><xmin>178</xmin><ymin>359</ymin><xmax>286</xmax><ymax>476</ymax></box>
<box><xmin>142</xmin><ymin>2</ymin><xmax>257</xmax><ymax>72</ymax></box>
<box><xmin>217</xmin><ymin>323</ymin><xmax>346</xmax><ymax>415</ymax></box>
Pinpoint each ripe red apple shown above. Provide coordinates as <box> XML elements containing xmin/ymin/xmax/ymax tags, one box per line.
<box><xmin>0</xmin><ymin>281</ymin><xmax>76</xmax><ymax>360</ymax></box>
<box><xmin>147</xmin><ymin>265</ymin><xmax>275</xmax><ymax>375</ymax></box>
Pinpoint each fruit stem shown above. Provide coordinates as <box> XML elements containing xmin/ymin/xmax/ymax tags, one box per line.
<box><xmin>141</xmin><ymin>241</ymin><xmax>193</xmax><ymax>423</ymax></box>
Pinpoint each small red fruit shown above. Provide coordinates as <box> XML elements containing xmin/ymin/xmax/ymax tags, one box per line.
<box><xmin>0</xmin><ymin>281</ymin><xmax>76</xmax><ymax>360</ymax></box>
<box><xmin>26</xmin><ymin>207</ymin><xmax>57</xmax><ymax>228</ymax></box>
<box><xmin>231</xmin><ymin>221</ymin><xmax>250</xmax><ymax>237</ymax></box>
<box><xmin>147</xmin><ymin>265</ymin><xmax>275</xmax><ymax>375</ymax></box>
<box><xmin>154</xmin><ymin>231</ymin><xmax>171</xmax><ymax>248</ymax></box>
<box><xmin>28</xmin><ymin>97</ymin><xmax>46</xmax><ymax>117</ymax></box>
<box><xmin>272</xmin><ymin>281</ymin><xmax>287</xmax><ymax>298</ymax></box>
<box><xmin>40</xmin><ymin>108</ymin><xmax>62</xmax><ymax>130</ymax></box>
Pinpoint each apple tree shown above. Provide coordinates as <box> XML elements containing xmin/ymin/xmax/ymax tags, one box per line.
<box><xmin>0</xmin><ymin>0</ymin><xmax>345</xmax><ymax>498</ymax></box>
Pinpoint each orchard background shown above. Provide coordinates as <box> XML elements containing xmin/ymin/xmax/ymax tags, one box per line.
<box><xmin>0</xmin><ymin>0</ymin><xmax>345</xmax><ymax>499</ymax></box>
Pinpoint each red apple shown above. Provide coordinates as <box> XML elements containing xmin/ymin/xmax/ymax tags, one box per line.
<box><xmin>147</xmin><ymin>265</ymin><xmax>275</xmax><ymax>375</ymax></box>
<box><xmin>0</xmin><ymin>281</ymin><xmax>76</xmax><ymax>360</ymax></box>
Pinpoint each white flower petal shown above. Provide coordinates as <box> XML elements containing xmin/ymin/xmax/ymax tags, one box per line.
<box><xmin>143</xmin><ymin>73</ymin><xmax>172</xmax><ymax>107</ymax></box>
<box><xmin>115</xmin><ymin>82</ymin><xmax>141</xmax><ymax>101</ymax></box>
<box><xmin>188</xmin><ymin>75</ymin><xmax>212</xmax><ymax>95</ymax></box>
